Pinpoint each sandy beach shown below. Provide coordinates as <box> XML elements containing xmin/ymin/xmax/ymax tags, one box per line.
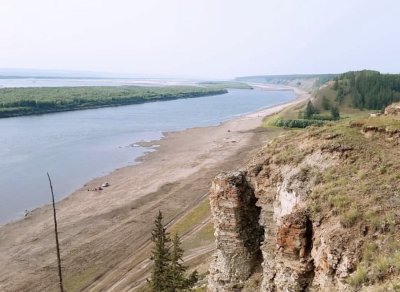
<box><xmin>0</xmin><ymin>86</ymin><xmax>309</xmax><ymax>292</ymax></box>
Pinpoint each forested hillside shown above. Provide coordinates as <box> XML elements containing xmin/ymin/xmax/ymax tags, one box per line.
<box><xmin>334</xmin><ymin>70</ymin><xmax>400</xmax><ymax>110</ymax></box>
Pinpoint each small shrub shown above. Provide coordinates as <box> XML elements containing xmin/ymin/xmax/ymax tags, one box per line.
<box><xmin>340</xmin><ymin>207</ymin><xmax>359</xmax><ymax>228</ymax></box>
<box><xmin>391</xmin><ymin>251</ymin><xmax>400</xmax><ymax>272</ymax></box>
<box><xmin>310</xmin><ymin>202</ymin><xmax>321</xmax><ymax>214</ymax></box>
<box><xmin>362</xmin><ymin>242</ymin><xmax>378</xmax><ymax>262</ymax></box>
<box><xmin>383</xmin><ymin>214</ymin><xmax>396</xmax><ymax>233</ymax></box>
<box><xmin>379</xmin><ymin>165</ymin><xmax>387</xmax><ymax>174</ymax></box>
<box><xmin>297</xmin><ymin>166</ymin><xmax>310</xmax><ymax>181</ymax></box>
<box><xmin>328</xmin><ymin>194</ymin><xmax>351</xmax><ymax>211</ymax></box>
<box><xmin>365</xmin><ymin>212</ymin><xmax>381</xmax><ymax>232</ymax></box>
<box><xmin>348</xmin><ymin>265</ymin><xmax>368</xmax><ymax>288</ymax></box>
<box><xmin>372</xmin><ymin>255</ymin><xmax>390</xmax><ymax>280</ymax></box>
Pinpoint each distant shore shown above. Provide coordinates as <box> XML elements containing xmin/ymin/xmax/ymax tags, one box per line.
<box><xmin>0</xmin><ymin>85</ymin><xmax>310</xmax><ymax>291</ymax></box>
<box><xmin>0</xmin><ymin>86</ymin><xmax>227</xmax><ymax>118</ymax></box>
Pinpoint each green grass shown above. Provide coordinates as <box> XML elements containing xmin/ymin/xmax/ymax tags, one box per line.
<box><xmin>0</xmin><ymin>86</ymin><xmax>227</xmax><ymax>118</ymax></box>
<box><xmin>168</xmin><ymin>199</ymin><xmax>211</xmax><ymax>237</ymax></box>
<box><xmin>340</xmin><ymin>207</ymin><xmax>359</xmax><ymax>228</ymax></box>
<box><xmin>348</xmin><ymin>265</ymin><xmax>368</xmax><ymax>288</ymax></box>
<box><xmin>64</xmin><ymin>265</ymin><xmax>104</xmax><ymax>292</ymax></box>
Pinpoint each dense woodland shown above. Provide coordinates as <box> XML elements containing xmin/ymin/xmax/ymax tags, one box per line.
<box><xmin>0</xmin><ymin>86</ymin><xmax>227</xmax><ymax>118</ymax></box>
<box><xmin>335</xmin><ymin>70</ymin><xmax>400</xmax><ymax>110</ymax></box>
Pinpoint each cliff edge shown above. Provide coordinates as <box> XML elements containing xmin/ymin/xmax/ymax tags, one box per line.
<box><xmin>208</xmin><ymin>115</ymin><xmax>400</xmax><ymax>291</ymax></box>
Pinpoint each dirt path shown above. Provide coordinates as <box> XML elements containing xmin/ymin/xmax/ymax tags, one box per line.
<box><xmin>0</xmin><ymin>86</ymin><xmax>310</xmax><ymax>292</ymax></box>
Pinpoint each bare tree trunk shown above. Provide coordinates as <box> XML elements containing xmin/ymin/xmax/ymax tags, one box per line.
<box><xmin>47</xmin><ymin>172</ymin><xmax>65</xmax><ymax>292</ymax></box>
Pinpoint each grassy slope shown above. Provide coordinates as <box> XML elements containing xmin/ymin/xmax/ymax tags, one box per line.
<box><xmin>0</xmin><ymin>86</ymin><xmax>227</xmax><ymax>118</ymax></box>
<box><xmin>260</xmin><ymin>82</ymin><xmax>400</xmax><ymax>290</ymax></box>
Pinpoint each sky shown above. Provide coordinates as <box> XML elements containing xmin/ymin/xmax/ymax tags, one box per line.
<box><xmin>0</xmin><ymin>0</ymin><xmax>399</xmax><ymax>79</ymax></box>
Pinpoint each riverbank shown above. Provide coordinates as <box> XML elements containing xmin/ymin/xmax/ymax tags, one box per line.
<box><xmin>0</xmin><ymin>86</ymin><xmax>310</xmax><ymax>291</ymax></box>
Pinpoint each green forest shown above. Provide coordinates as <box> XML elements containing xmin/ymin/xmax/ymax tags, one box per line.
<box><xmin>0</xmin><ymin>86</ymin><xmax>227</xmax><ymax>118</ymax></box>
<box><xmin>334</xmin><ymin>70</ymin><xmax>400</xmax><ymax>110</ymax></box>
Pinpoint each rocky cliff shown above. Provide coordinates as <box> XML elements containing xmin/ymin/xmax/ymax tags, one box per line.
<box><xmin>208</xmin><ymin>119</ymin><xmax>400</xmax><ymax>291</ymax></box>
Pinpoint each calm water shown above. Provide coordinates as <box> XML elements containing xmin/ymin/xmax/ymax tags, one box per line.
<box><xmin>0</xmin><ymin>89</ymin><xmax>293</xmax><ymax>223</ymax></box>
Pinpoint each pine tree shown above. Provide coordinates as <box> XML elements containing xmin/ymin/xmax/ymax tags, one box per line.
<box><xmin>169</xmin><ymin>234</ymin><xmax>198</xmax><ymax>291</ymax></box>
<box><xmin>169</xmin><ymin>233</ymin><xmax>188</xmax><ymax>290</ymax></box>
<box><xmin>331</xmin><ymin>106</ymin><xmax>340</xmax><ymax>120</ymax></box>
<box><xmin>333</xmin><ymin>78</ymin><xmax>339</xmax><ymax>90</ymax></box>
<box><xmin>149</xmin><ymin>211</ymin><xmax>171</xmax><ymax>291</ymax></box>
<box><xmin>304</xmin><ymin>101</ymin><xmax>315</xmax><ymax>119</ymax></box>
<box><xmin>322</xmin><ymin>96</ymin><xmax>330</xmax><ymax>110</ymax></box>
<box><xmin>148</xmin><ymin>213</ymin><xmax>198</xmax><ymax>291</ymax></box>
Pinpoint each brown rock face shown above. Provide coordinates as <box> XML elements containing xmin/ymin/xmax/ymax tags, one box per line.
<box><xmin>276</xmin><ymin>212</ymin><xmax>312</xmax><ymax>259</ymax></box>
<box><xmin>273</xmin><ymin>211</ymin><xmax>314</xmax><ymax>291</ymax></box>
<box><xmin>208</xmin><ymin>142</ymin><xmax>362</xmax><ymax>291</ymax></box>
<box><xmin>208</xmin><ymin>171</ymin><xmax>263</xmax><ymax>292</ymax></box>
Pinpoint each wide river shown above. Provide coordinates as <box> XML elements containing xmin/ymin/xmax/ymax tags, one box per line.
<box><xmin>0</xmin><ymin>88</ymin><xmax>294</xmax><ymax>223</ymax></box>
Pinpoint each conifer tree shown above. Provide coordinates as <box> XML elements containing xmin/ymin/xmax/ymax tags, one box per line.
<box><xmin>331</xmin><ymin>106</ymin><xmax>340</xmax><ymax>120</ymax></box>
<box><xmin>333</xmin><ymin>78</ymin><xmax>339</xmax><ymax>90</ymax></box>
<box><xmin>149</xmin><ymin>211</ymin><xmax>171</xmax><ymax>291</ymax></box>
<box><xmin>169</xmin><ymin>233</ymin><xmax>188</xmax><ymax>290</ymax></box>
<box><xmin>322</xmin><ymin>95</ymin><xmax>330</xmax><ymax>110</ymax></box>
<box><xmin>304</xmin><ymin>101</ymin><xmax>315</xmax><ymax>119</ymax></box>
<box><xmin>148</xmin><ymin>213</ymin><xmax>198</xmax><ymax>291</ymax></box>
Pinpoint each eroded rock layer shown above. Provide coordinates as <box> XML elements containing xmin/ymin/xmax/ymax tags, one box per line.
<box><xmin>208</xmin><ymin>129</ymin><xmax>369</xmax><ymax>291</ymax></box>
<box><xmin>208</xmin><ymin>171</ymin><xmax>263</xmax><ymax>291</ymax></box>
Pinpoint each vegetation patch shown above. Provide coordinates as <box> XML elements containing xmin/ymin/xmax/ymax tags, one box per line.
<box><xmin>0</xmin><ymin>86</ymin><xmax>227</xmax><ymax>118</ymax></box>
<box><xmin>347</xmin><ymin>265</ymin><xmax>368</xmax><ymax>288</ymax></box>
<box><xmin>273</xmin><ymin>118</ymin><xmax>325</xmax><ymax>128</ymax></box>
<box><xmin>340</xmin><ymin>207</ymin><xmax>359</xmax><ymax>228</ymax></box>
<box><xmin>168</xmin><ymin>198</ymin><xmax>211</xmax><ymax>237</ymax></box>
<box><xmin>199</xmin><ymin>81</ymin><xmax>252</xmax><ymax>90</ymax></box>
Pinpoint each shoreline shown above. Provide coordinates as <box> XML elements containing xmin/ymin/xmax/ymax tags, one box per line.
<box><xmin>134</xmin><ymin>85</ymin><xmax>304</xmax><ymax>154</ymax></box>
<box><xmin>0</xmin><ymin>85</ymin><xmax>310</xmax><ymax>291</ymax></box>
<box><xmin>1</xmin><ymin>86</ymin><xmax>296</xmax><ymax>225</ymax></box>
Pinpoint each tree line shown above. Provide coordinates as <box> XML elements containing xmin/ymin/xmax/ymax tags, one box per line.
<box><xmin>0</xmin><ymin>86</ymin><xmax>227</xmax><ymax>118</ymax></box>
<box><xmin>334</xmin><ymin>70</ymin><xmax>400</xmax><ymax>110</ymax></box>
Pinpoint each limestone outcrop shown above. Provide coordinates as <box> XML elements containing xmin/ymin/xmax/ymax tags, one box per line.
<box><xmin>208</xmin><ymin>131</ymin><xmax>365</xmax><ymax>291</ymax></box>
<box><xmin>208</xmin><ymin>172</ymin><xmax>263</xmax><ymax>291</ymax></box>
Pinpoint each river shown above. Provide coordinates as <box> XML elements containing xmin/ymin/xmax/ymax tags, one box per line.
<box><xmin>0</xmin><ymin>88</ymin><xmax>293</xmax><ymax>223</ymax></box>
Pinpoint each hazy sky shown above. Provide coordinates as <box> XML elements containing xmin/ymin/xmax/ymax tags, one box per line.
<box><xmin>1</xmin><ymin>0</ymin><xmax>399</xmax><ymax>78</ymax></box>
